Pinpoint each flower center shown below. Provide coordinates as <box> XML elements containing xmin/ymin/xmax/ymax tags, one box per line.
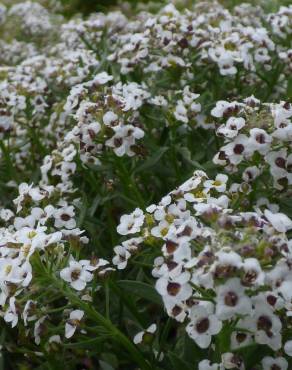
<box><xmin>242</xmin><ymin>270</ymin><xmax>258</xmax><ymax>285</ymax></box>
<box><xmin>275</xmin><ymin>157</ymin><xmax>286</xmax><ymax>168</ymax></box>
<box><xmin>267</xmin><ymin>295</ymin><xmax>277</xmax><ymax>306</ymax></box>
<box><xmin>165</xmin><ymin>240</ymin><xmax>178</xmax><ymax>253</ymax></box>
<box><xmin>233</xmin><ymin>144</ymin><xmax>244</xmax><ymax>154</ymax></box>
<box><xmin>224</xmin><ymin>291</ymin><xmax>238</xmax><ymax>306</ymax></box>
<box><xmin>161</xmin><ymin>227</ymin><xmax>169</xmax><ymax>236</ymax></box>
<box><xmin>196</xmin><ymin>318</ymin><xmax>210</xmax><ymax>333</ymax></box>
<box><xmin>236</xmin><ymin>333</ymin><xmax>247</xmax><ymax>343</ymax></box>
<box><xmin>5</xmin><ymin>265</ymin><xmax>12</xmax><ymax>275</ymax></box>
<box><xmin>167</xmin><ymin>282</ymin><xmax>181</xmax><ymax>296</ymax></box>
<box><xmin>255</xmin><ymin>134</ymin><xmax>266</xmax><ymax>144</ymax></box>
<box><xmin>271</xmin><ymin>365</ymin><xmax>281</xmax><ymax>370</ymax></box>
<box><xmin>257</xmin><ymin>315</ymin><xmax>272</xmax><ymax>336</ymax></box>
<box><xmin>61</xmin><ymin>213</ymin><xmax>71</xmax><ymax>221</ymax></box>
<box><xmin>71</xmin><ymin>269</ymin><xmax>81</xmax><ymax>281</ymax></box>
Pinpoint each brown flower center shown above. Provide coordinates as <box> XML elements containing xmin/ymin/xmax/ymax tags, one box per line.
<box><xmin>267</xmin><ymin>295</ymin><xmax>277</xmax><ymax>306</ymax></box>
<box><xmin>196</xmin><ymin>318</ymin><xmax>210</xmax><ymax>334</ymax></box>
<box><xmin>275</xmin><ymin>157</ymin><xmax>286</xmax><ymax>168</ymax></box>
<box><xmin>224</xmin><ymin>291</ymin><xmax>238</xmax><ymax>306</ymax></box>
<box><xmin>167</xmin><ymin>282</ymin><xmax>181</xmax><ymax>296</ymax></box>
<box><xmin>236</xmin><ymin>332</ymin><xmax>247</xmax><ymax>343</ymax></box>
<box><xmin>165</xmin><ymin>240</ymin><xmax>178</xmax><ymax>254</ymax></box>
<box><xmin>233</xmin><ymin>144</ymin><xmax>244</xmax><ymax>154</ymax></box>
<box><xmin>71</xmin><ymin>269</ymin><xmax>81</xmax><ymax>281</ymax></box>
<box><xmin>61</xmin><ymin>213</ymin><xmax>71</xmax><ymax>221</ymax></box>
<box><xmin>257</xmin><ymin>315</ymin><xmax>272</xmax><ymax>336</ymax></box>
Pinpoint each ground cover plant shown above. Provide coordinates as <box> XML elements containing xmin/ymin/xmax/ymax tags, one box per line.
<box><xmin>0</xmin><ymin>0</ymin><xmax>291</xmax><ymax>369</ymax></box>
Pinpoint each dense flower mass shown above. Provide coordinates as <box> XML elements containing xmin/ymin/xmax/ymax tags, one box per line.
<box><xmin>0</xmin><ymin>0</ymin><xmax>291</xmax><ymax>369</ymax></box>
<box><xmin>116</xmin><ymin>170</ymin><xmax>292</xmax><ymax>356</ymax></box>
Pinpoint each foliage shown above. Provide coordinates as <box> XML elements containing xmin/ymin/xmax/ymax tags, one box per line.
<box><xmin>0</xmin><ymin>0</ymin><xmax>291</xmax><ymax>369</ymax></box>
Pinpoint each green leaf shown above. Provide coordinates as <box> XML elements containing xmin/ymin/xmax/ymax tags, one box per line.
<box><xmin>117</xmin><ymin>280</ymin><xmax>162</xmax><ymax>305</ymax></box>
<box><xmin>109</xmin><ymin>281</ymin><xmax>148</xmax><ymax>326</ymax></box>
<box><xmin>63</xmin><ymin>337</ymin><xmax>106</xmax><ymax>349</ymax></box>
<box><xmin>177</xmin><ymin>146</ymin><xmax>205</xmax><ymax>170</ymax></box>
<box><xmin>99</xmin><ymin>361</ymin><xmax>115</xmax><ymax>370</ymax></box>
<box><xmin>168</xmin><ymin>353</ymin><xmax>194</xmax><ymax>370</ymax></box>
<box><xmin>100</xmin><ymin>352</ymin><xmax>119</xmax><ymax>369</ymax></box>
<box><xmin>216</xmin><ymin>322</ymin><xmax>232</xmax><ymax>354</ymax></box>
<box><xmin>133</xmin><ymin>147</ymin><xmax>169</xmax><ymax>174</ymax></box>
<box><xmin>182</xmin><ymin>333</ymin><xmax>205</xmax><ymax>364</ymax></box>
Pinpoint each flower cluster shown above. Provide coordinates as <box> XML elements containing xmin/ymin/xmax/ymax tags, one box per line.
<box><xmin>212</xmin><ymin>98</ymin><xmax>292</xmax><ymax>192</ymax></box>
<box><xmin>0</xmin><ymin>0</ymin><xmax>291</xmax><ymax>368</ymax></box>
<box><xmin>0</xmin><ymin>179</ymin><xmax>111</xmax><ymax>341</ymax></box>
<box><xmin>116</xmin><ymin>170</ymin><xmax>292</xmax><ymax>367</ymax></box>
<box><xmin>108</xmin><ymin>3</ymin><xmax>275</xmax><ymax>75</ymax></box>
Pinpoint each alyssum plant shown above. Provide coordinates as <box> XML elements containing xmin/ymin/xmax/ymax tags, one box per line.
<box><xmin>0</xmin><ymin>0</ymin><xmax>291</xmax><ymax>369</ymax></box>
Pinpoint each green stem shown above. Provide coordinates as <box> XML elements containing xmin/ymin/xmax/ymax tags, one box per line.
<box><xmin>49</xmin><ymin>275</ymin><xmax>151</xmax><ymax>370</ymax></box>
<box><xmin>115</xmin><ymin>157</ymin><xmax>145</xmax><ymax>208</ymax></box>
<box><xmin>105</xmin><ymin>280</ymin><xmax>110</xmax><ymax>320</ymax></box>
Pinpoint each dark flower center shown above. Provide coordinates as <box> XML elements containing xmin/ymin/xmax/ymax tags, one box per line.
<box><xmin>172</xmin><ymin>305</ymin><xmax>182</xmax><ymax>317</ymax></box>
<box><xmin>257</xmin><ymin>315</ymin><xmax>272</xmax><ymax>336</ymax></box>
<box><xmin>267</xmin><ymin>295</ymin><xmax>277</xmax><ymax>306</ymax></box>
<box><xmin>224</xmin><ymin>291</ymin><xmax>238</xmax><ymax>306</ymax></box>
<box><xmin>255</xmin><ymin>134</ymin><xmax>266</xmax><ymax>144</ymax></box>
<box><xmin>165</xmin><ymin>240</ymin><xmax>178</xmax><ymax>254</ymax></box>
<box><xmin>236</xmin><ymin>333</ymin><xmax>247</xmax><ymax>343</ymax></box>
<box><xmin>271</xmin><ymin>365</ymin><xmax>281</xmax><ymax>370</ymax></box>
<box><xmin>167</xmin><ymin>282</ymin><xmax>181</xmax><ymax>296</ymax></box>
<box><xmin>233</xmin><ymin>144</ymin><xmax>244</xmax><ymax>154</ymax></box>
<box><xmin>114</xmin><ymin>138</ymin><xmax>123</xmax><ymax>147</ymax></box>
<box><xmin>196</xmin><ymin>318</ymin><xmax>209</xmax><ymax>333</ymax></box>
<box><xmin>242</xmin><ymin>270</ymin><xmax>258</xmax><ymax>285</ymax></box>
<box><xmin>61</xmin><ymin>213</ymin><xmax>71</xmax><ymax>221</ymax></box>
<box><xmin>71</xmin><ymin>269</ymin><xmax>81</xmax><ymax>281</ymax></box>
<box><xmin>275</xmin><ymin>157</ymin><xmax>286</xmax><ymax>168</ymax></box>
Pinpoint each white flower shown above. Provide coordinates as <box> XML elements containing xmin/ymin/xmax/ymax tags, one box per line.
<box><xmin>103</xmin><ymin>111</ymin><xmax>118</xmax><ymax>126</ymax></box>
<box><xmin>4</xmin><ymin>297</ymin><xmax>18</xmax><ymax>328</ymax></box>
<box><xmin>262</xmin><ymin>356</ymin><xmax>288</xmax><ymax>370</ymax></box>
<box><xmin>221</xmin><ymin>352</ymin><xmax>243</xmax><ymax>369</ymax></box>
<box><xmin>174</xmin><ymin>101</ymin><xmax>188</xmax><ymax>123</ymax></box>
<box><xmin>252</xmin><ymin>304</ymin><xmax>282</xmax><ymax>350</ymax></box>
<box><xmin>92</xmin><ymin>72</ymin><xmax>113</xmax><ymax>85</ymax></box>
<box><xmin>149</xmin><ymin>95</ymin><xmax>167</xmax><ymax>107</ymax></box>
<box><xmin>211</xmin><ymin>101</ymin><xmax>242</xmax><ymax>118</ymax></box>
<box><xmin>215</xmin><ymin>278</ymin><xmax>252</xmax><ymax>320</ymax></box>
<box><xmin>204</xmin><ymin>174</ymin><xmax>228</xmax><ymax>193</ymax></box>
<box><xmin>49</xmin><ymin>335</ymin><xmax>61</xmax><ymax>344</ymax></box>
<box><xmin>156</xmin><ymin>271</ymin><xmax>192</xmax><ymax>305</ymax></box>
<box><xmin>248</xmin><ymin>128</ymin><xmax>272</xmax><ymax>154</ymax></box>
<box><xmin>264</xmin><ymin>209</ymin><xmax>292</xmax><ymax>232</ymax></box>
<box><xmin>186</xmin><ymin>305</ymin><xmax>222</xmax><ymax>348</ymax></box>
<box><xmin>217</xmin><ymin>117</ymin><xmax>245</xmax><ymax>138</ymax></box>
<box><xmin>22</xmin><ymin>300</ymin><xmax>37</xmax><ymax>325</ymax></box>
<box><xmin>230</xmin><ymin>330</ymin><xmax>252</xmax><ymax>350</ymax></box>
<box><xmin>65</xmin><ymin>310</ymin><xmax>84</xmax><ymax>339</ymax></box>
<box><xmin>14</xmin><ymin>183</ymin><xmax>46</xmax><ymax>212</ymax></box>
<box><xmin>0</xmin><ymin>208</ymin><xmax>14</xmax><ymax>221</ymax></box>
<box><xmin>198</xmin><ymin>360</ymin><xmax>221</xmax><ymax>370</ymax></box>
<box><xmin>54</xmin><ymin>205</ymin><xmax>76</xmax><ymax>230</ymax></box>
<box><xmin>241</xmin><ymin>258</ymin><xmax>265</xmax><ymax>286</ymax></box>
<box><xmin>34</xmin><ymin>316</ymin><xmax>47</xmax><ymax>345</ymax></box>
<box><xmin>242</xmin><ymin>166</ymin><xmax>261</xmax><ymax>182</ymax></box>
<box><xmin>284</xmin><ymin>340</ymin><xmax>292</xmax><ymax>356</ymax></box>
<box><xmin>112</xmin><ymin>245</ymin><xmax>131</xmax><ymax>270</ymax></box>
<box><xmin>133</xmin><ymin>323</ymin><xmax>157</xmax><ymax>344</ymax></box>
<box><xmin>117</xmin><ymin>208</ymin><xmax>145</xmax><ymax>235</ymax></box>
<box><xmin>106</xmin><ymin>124</ymin><xmax>144</xmax><ymax>157</ymax></box>
<box><xmin>60</xmin><ymin>259</ymin><xmax>93</xmax><ymax>291</ymax></box>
